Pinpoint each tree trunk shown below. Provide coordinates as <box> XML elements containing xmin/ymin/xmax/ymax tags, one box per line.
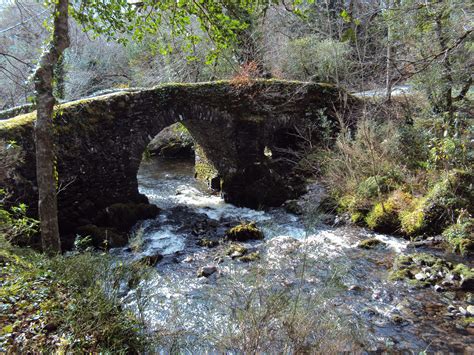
<box><xmin>435</xmin><ymin>13</ymin><xmax>455</xmax><ymax>134</ymax></box>
<box><xmin>33</xmin><ymin>0</ymin><xmax>70</xmax><ymax>255</ymax></box>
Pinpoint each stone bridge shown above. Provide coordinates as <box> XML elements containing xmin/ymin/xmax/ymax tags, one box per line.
<box><xmin>0</xmin><ymin>80</ymin><xmax>355</xmax><ymax>248</ymax></box>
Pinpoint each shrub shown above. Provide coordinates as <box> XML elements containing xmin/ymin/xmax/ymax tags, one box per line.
<box><xmin>0</xmin><ymin>237</ymin><xmax>150</xmax><ymax>353</ymax></box>
<box><xmin>322</xmin><ymin>118</ymin><xmax>409</xmax><ymax>201</ymax></box>
<box><xmin>401</xmin><ymin>170</ymin><xmax>474</xmax><ymax>236</ymax></box>
<box><xmin>442</xmin><ymin>213</ymin><xmax>474</xmax><ymax>255</ymax></box>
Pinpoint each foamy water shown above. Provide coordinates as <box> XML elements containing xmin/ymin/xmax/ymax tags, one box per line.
<box><xmin>115</xmin><ymin>157</ymin><xmax>469</xmax><ymax>352</ymax></box>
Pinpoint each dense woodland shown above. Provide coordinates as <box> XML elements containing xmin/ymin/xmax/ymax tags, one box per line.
<box><xmin>0</xmin><ymin>0</ymin><xmax>473</xmax><ymax>352</ymax></box>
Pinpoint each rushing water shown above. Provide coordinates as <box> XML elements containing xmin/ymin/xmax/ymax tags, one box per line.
<box><xmin>114</xmin><ymin>157</ymin><xmax>473</xmax><ymax>352</ymax></box>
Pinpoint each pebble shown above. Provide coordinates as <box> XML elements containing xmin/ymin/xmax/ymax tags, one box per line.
<box><xmin>459</xmin><ymin>307</ymin><xmax>467</xmax><ymax>316</ymax></box>
<box><xmin>434</xmin><ymin>285</ymin><xmax>444</xmax><ymax>292</ymax></box>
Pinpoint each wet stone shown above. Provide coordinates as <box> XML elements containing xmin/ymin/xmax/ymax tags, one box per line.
<box><xmin>197</xmin><ymin>265</ymin><xmax>217</xmax><ymax>278</ymax></box>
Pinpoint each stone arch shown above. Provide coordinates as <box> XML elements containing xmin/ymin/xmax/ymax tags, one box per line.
<box><xmin>0</xmin><ymin>80</ymin><xmax>357</xmax><ymax>247</ymax></box>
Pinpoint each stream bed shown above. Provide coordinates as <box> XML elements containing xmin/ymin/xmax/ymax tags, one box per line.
<box><xmin>114</xmin><ymin>157</ymin><xmax>473</xmax><ymax>352</ymax></box>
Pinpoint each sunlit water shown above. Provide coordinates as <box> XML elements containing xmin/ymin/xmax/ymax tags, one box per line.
<box><xmin>113</xmin><ymin>157</ymin><xmax>473</xmax><ymax>352</ymax></box>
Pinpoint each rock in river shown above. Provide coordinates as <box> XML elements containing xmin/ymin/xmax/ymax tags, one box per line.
<box><xmin>197</xmin><ymin>265</ymin><xmax>218</xmax><ymax>278</ymax></box>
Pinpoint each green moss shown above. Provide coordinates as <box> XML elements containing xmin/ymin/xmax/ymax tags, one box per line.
<box><xmin>349</xmin><ymin>211</ymin><xmax>364</xmax><ymax>224</ymax></box>
<box><xmin>389</xmin><ymin>268</ymin><xmax>413</xmax><ymax>281</ymax></box>
<box><xmin>388</xmin><ymin>253</ymin><xmax>472</xmax><ymax>291</ymax></box>
<box><xmin>358</xmin><ymin>238</ymin><xmax>385</xmax><ymax>249</ymax></box>
<box><xmin>172</xmin><ymin>122</ymin><xmax>190</xmax><ymax>135</ymax></box>
<box><xmin>400</xmin><ymin>201</ymin><xmax>426</xmax><ymax>236</ymax></box>
<box><xmin>400</xmin><ymin>171</ymin><xmax>474</xmax><ymax>237</ymax></box>
<box><xmin>239</xmin><ymin>251</ymin><xmax>260</xmax><ymax>262</ymax></box>
<box><xmin>365</xmin><ymin>191</ymin><xmax>412</xmax><ymax>233</ymax></box>
<box><xmin>411</xmin><ymin>253</ymin><xmax>440</xmax><ymax>267</ymax></box>
<box><xmin>226</xmin><ymin>222</ymin><xmax>264</xmax><ymax>241</ymax></box>
<box><xmin>194</xmin><ymin>162</ymin><xmax>218</xmax><ymax>181</ymax></box>
<box><xmin>366</xmin><ymin>201</ymin><xmax>398</xmax><ymax>232</ymax></box>
<box><xmin>0</xmin><ymin>112</ymin><xmax>36</xmax><ymax>131</ymax></box>
<box><xmin>197</xmin><ymin>238</ymin><xmax>218</xmax><ymax>248</ymax></box>
<box><xmin>461</xmin><ymin>317</ymin><xmax>474</xmax><ymax>326</ymax></box>
<box><xmin>225</xmin><ymin>243</ymin><xmax>248</xmax><ymax>256</ymax></box>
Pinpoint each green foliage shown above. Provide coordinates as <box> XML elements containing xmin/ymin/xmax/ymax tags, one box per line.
<box><xmin>336</xmin><ymin>194</ymin><xmax>371</xmax><ymax>225</ymax></box>
<box><xmin>428</xmin><ymin>134</ymin><xmax>471</xmax><ymax>171</ymax></box>
<box><xmin>66</xmin><ymin>0</ymin><xmax>258</xmax><ymax>63</ymax></box>
<box><xmin>0</xmin><ymin>237</ymin><xmax>149</xmax><ymax>352</ymax></box>
<box><xmin>442</xmin><ymin>212</ymin><xmax>474</xmax><ymax>255</ymax></box>
<box><xmin>0</xmin><ymin>194</ymin><xmax>39</xmax><ymax>245</ymax></box>
<box><xmin>73</xmin><ymin>234</ymin><xmax>93</xmax><ymax>252</ymax></box>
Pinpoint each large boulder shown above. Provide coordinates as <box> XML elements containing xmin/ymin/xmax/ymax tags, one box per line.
<box><xmin>148</xmin><ymin>123</ymin><xmax>194</xmax><ymax>158</ymax></box>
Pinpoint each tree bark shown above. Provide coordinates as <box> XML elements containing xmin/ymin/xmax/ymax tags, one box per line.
<box><xmin>33</xmin><ymin>0</ymin><xmax>69</xmax><ymax>255</ymax></box>
<box><xmin>435</xmin><ymin>13</ymin><xmax>455</xmax><ymax>132</ymax></box>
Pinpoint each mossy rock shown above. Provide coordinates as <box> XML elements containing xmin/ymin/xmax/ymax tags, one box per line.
<box><xmin>365</xmin><ymin>191</ymin><xmax>412</xmax><ymax>233</ymax></box>
<box><xmin>197</xmin><ymin>238</ymin><xmax>219</xmax><ymax>248</ymax></box>
<box><xmin>226</xmin><ymin>222</ymin><xmax>264</xmax><ymax>241</ymax></box>
<box><xmin>389</xmin><ymin>253</ymin><xmax>472</xmax><ymax>290</ymax></box>
<box><xmin>239</xmin><ymin>251</ymin><xmax>260</xmax><ymax>262</ymax></box>
<box><xmin>225</xmin><ymin>243</ymin><xmax>248</xmax><ymax>256</ymax></box>
<box><xmin>389</xmin><ymin>268</ymin><xmax>413</xmax><ymax>281</ymax></box>
<box><xmin>453</xmin><ymin>264</ymin><xmax>474</xmax><ymax>291</ymax></box>
<box><xmin>357</xmin><ymin>238</ymin><xmax>386</xmax><ymax>250</ymax></box>
<box><xmin>400</xmin><ymin>202</ymin><xmax>426</xmax><ymax>236</ymax></box>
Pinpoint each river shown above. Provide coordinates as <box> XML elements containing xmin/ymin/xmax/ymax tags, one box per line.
<box><xmin>113</xmin><ymin>156</ymin><xmax>473</xmax><ymax>352</ymax></box>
